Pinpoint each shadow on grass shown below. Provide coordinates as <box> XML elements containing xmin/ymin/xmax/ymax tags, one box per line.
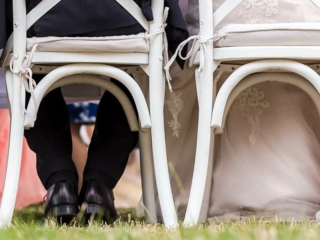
<box><xmin>12</xmin><ymin>203</ymin><xmax>45</xmax><ymax>224</ymax></box>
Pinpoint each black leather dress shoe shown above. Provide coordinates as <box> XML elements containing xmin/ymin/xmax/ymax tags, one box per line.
<box><xmin>44</xmin><ymin>181</ymin><xmax>79</xmax><ymax>224</ymax></box>
<box><xmin>78</xmin><ymin>180</ymin><xmax>118</xmax><ymax>223</ymax></box>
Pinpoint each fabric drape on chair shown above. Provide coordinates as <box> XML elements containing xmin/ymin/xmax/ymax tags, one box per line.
<box><xmin>208</xmin><ymin>79</ymin><xmax>320</xmax><ymax>221</ymax></box>
<box><xmin>162</xmin><ymin>67</ymin><xmax>320</xmax><ymax>220</ymax></box>
<box><xmin>160</xmin><ymin>0</ymin><xmax>320</xmax><ymax>221</ymax></box>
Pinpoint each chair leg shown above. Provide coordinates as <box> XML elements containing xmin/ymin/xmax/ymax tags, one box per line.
<box><xmin>198</xmin><ymin>70</ymin><xmax>221</xmax><ymax>222</ymax></box>
<box><xmin>184</xmin><ymin>69</ymin><xmax>214</xmax><ymax>227</ymax></box>
<box><xmin>149</xmin><ymin>75</ymin><xmax>178</xmax><ymax>228</ymax></box>
<box><xmin>0</xmin><ymin>75</ymin><xmax>25</xmax><ymax>228</ymax></box>
<box><xmin>198</xmin><ymin>132</ymin><xmax>215</xmax><ymax>222</ymax></box>
<box><xmin>139</xmin><ymin>129</ymin><xmax>157</xmax><ymax>223</ymax></box>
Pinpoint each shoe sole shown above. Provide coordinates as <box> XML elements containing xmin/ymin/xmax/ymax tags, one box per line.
<box><xmin>82</xmin><ymin>204</ymin><xmax>112</xmax><ymax>224</ymax></box>
<box><xmin>45</xmin><ymin>205</ymin><xmax>78</xmax><ymax>224</ymax></box>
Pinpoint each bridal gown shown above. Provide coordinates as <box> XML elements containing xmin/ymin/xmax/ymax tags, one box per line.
<box><xmin>162</xmin><ymin>69</ymin><xmax>320</xmax><ymax>221</ymax></box>
<box><xmin>209</xmin><ymin>78</ymin><xmax>320</xmax><ymax>220</ymax></box>
<box><xmin>158</xmin><ymin>0</ymin><xmax>320</xmax><ymax>221</ymax></box>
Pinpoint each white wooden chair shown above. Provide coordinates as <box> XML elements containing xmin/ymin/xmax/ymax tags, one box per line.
<box><xmin>166</xmin><ymin>0</ymin><xmax>320</xmax><ymax>226</ymax></box>
<box><xmin>0</xmin><ymin>0</ymin><xmax>178</xmax><ymax>228</ymax></box>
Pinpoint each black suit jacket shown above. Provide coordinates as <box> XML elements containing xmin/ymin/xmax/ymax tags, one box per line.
<box><xmin>1</xmin><ymin>0</ymin><xmax>189</xmax><ymax>67</ymax></box>
<box><xmin>0</xmin><ymin>0</ymin><xmax>7</xmax><ymax>49</ymax></box>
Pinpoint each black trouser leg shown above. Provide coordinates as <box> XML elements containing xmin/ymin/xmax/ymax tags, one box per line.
<box><xmin>24</xmin><ymin>74</ymin><xmax>78</xmax><ymax>189</ymax></box>
<box><xmin>23</xmin><ymin>25</ymin><xmax>144</xmax><ymax>190</ymax></box>
<box><xmin>83</xmin><ymin>81</ymin><xmax>139</xmax><ymax>190</ymax></box>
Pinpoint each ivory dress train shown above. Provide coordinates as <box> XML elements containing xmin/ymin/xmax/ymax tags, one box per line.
<box><xmin>157</xmin><ymin>0</ymin><xmax>320</xmax><ymax>221</ymax></box>
<box><xmin>163</xmin><ymin>65</ymin><xmax>320</xmax><ymax>221</ymax></box>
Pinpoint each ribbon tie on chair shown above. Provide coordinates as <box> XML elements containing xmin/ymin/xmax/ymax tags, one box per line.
<box><xmin>164</xmin><ymin>34</ymin><xmax>226</xmax><ymax>91</ymax></box>
<box><xmin>10</xmin><ymin>44</ymin><xmax>38</xmax><ymax>120</ymax></box>
<box><xmin>144</xmin><ymin>7</ymin><xmax>171</xmax><ymax>89</ymax></box>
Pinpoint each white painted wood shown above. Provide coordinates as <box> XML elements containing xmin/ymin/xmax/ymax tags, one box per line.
<box><xmin>0</xmin><ymin>0</ymin><xmax>27</xmax><ymax>227</ymax></box>
<box><xmin>213</xmin><ymin>46</ymin><xmax>320</xmax><ymax>62</ymax></box>
<box><xmin>211</xmin><ymin>60</ymin><xmax>320</xmax><ymax>129</ymax></box>
<box><xmin>184</xmin><ymin>0</ymin><xmax>214</xmax><ymax>227</ymax></box>
<box><xmin>23</xmin><ymin>64</ymin><xmax>151</xmax><ymax>129</ymax></box>
<box><xmin>27</xmin><ymin>0</ymin><xmax>61</xmax><ymax>30</ymax></box>
<box><xmin>310</xmin><ymin>0</ymin><xmax>320</xmax><ymax>9</ymax></box>
<box><xmin>213</xmin><ymin>0</ymin><xmax>242</xmax><ymax>28</ymax></box>
<box><xmin>148</xmin><ymin>0</ymin><xmax>178</xmax><ymax>228</ymax></box>
<box><xmin>116</xmin><ymin>0</ymin><xmax>149</xmax><ymax>31</ymax></box>
<box><xmin>3</xmin><ymin>52</ymin><xmax>149</xmax><ymax>66</ymax></box>
<box><xmin>139</xmin><ymin>130</ymin><xmax>157</xmax><ymax>223</ymax></box>
<box><xmin>216</xmin><ymin>73</ymin><xmax>320</xmax><ymax>134</ymax></box>
<box><xmin>192</xmin><ymin>47</ymin><xmax>320</xmax><ymax>64</ymax></box>
<box><xmin>0</xmin><ymin>0</ymin><xmax>61</xmax><ymax>67</ymax></box>
<box><xmin>185</xmin><ymin>0</ymin><xmax>320</xmax><ymax>227</ymax></box>
<box><xmin>1</xmin><ymin>0</ymin><xmax>176</xmax><ymax>229</ymax></box>
<box><xmin>0</xmin><ymin>74</ymin><xmax>25</xmax><ymax>228</ymax></box>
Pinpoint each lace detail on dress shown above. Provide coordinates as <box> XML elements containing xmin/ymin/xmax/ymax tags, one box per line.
<box><xmin>165</xmin><ymin>92</ymin><xmax>184</xmax><ymax>137</ymax></box>
<box><xmin>241</xmin><ymin>0</ymin><xmax>279</xmax><ymax>23</ymax></box>
<box><xmin>237</xmin><ymin>87</ymin><xmax>269</xmax><ymax>145</ymax></box>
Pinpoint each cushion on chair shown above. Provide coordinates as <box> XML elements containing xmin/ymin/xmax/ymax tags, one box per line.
<box><xmin>213</xmin><ymin>0</ymin><xmax>320</xmax><ymax>47</ymax></box>
<box><xmin>26</xmin><ymin>33</ymin><xmax>149</xmax><ymax>53</ymax></box>
<box><xmin>215</xmin><ymin>23</ymin><xmax>320</xmax><ymax>47</ymax></box>
<box><xmin>186</xmin><ymin>0</ymin><xmax>320</xmax><ymax>47</ymax></box>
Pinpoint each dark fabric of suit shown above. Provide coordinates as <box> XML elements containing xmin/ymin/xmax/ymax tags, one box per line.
<box><xmin>1</xmin><ymin>0</ymin><xmax>189</xmax><ymax>189</ymax></box>
<box><xmin>25</xmin><ymin>75</ymin><xmax>139</xmax><ymax>190</ymax></box>
<box><xmin>3</xmin><ymin>0</ymin><xmax>189</xmax><ymax>66</ymax></box>
<box><xmin>26</xmin><ymin>0</ymin><xmax>150</xmax><ymax>35</ymax></box>
<box><xmin>0</xmin><ymin>0</ymin><xmax>7</xmax><ymax>49</ymax></box>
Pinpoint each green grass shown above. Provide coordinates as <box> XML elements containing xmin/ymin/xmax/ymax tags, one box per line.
<box><xmin>1</xmin><ymin>205</ymin><xmax>320</xmax><ymax>240</ymax></box>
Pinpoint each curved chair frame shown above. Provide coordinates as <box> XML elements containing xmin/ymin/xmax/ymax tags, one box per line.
<box><xmin>213</xmin><ymin>73</ymin><xmax>320</xmax><ymax>134</ymax></box>
<box><xmin>212</xmin><ymin>60</ymin><xmax>320</xmax><ymax>128</ymax></box>
<box><xmin>46</xmin><ymin>75</ymin><xmax>139</xmax><ymax>132</ymax></box>
<box><xmin>199</xmin><ymin>72</ymin><xmax>320</xmax><ymax>224</ymax></box>
<box><xmin>3</xmin><ymin>66</ymin><xmax>159</xmax><ymax>224</ymax></box>
<box><xmin>23</xmin><ymin>64</ymin><xmax>151</xmax><ymax>129</ymax></box>
<box><xmin>183</xmin><ymin>0</ymin><xmax>214</xmax><ymax>227</ymax></box>
<box><xmin>185</xmin><ymin>59</ymin><xmax>320</xmax><ymax>227</ymax></box>
<box><xmin>216</xmin><ymin>73</ymin><xmax>320</xmax><ymax>133</ymax></box>
<box><xmin>0</xmin><ymin>0</ymin><xmax>178</xmax><ymax>228</ymax></box>
<box><xmin>185</xmin><ymin>0</ymin><xmax>320</xmax><ymax>227</ymax></box>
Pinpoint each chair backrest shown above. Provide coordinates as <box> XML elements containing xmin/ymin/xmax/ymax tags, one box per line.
<box><xmin>2</xmin><ymin>0</ymin><xmax>165</xmax><ymax>67</ymax></box>
<box><xmin>212</xmin><ymin>0</ymin><xmax>242</xmax><ymax>28</ymax></box>
<box><xmin>212</xmin><ymin>0</ymin><xmax>320</xmax><ymax>28</ymax></box>
<box><xmin>116</xmin><ymin>0</ymin><xmax>150</xmax><ymax>32</ymax></box>
<box><xmin>4</xmin><ymin>0</ymin><xmax>165</xmax><ymax>107</ymax></box>
<box><xmin>311</xmin><ymin>0</ymin><xmax>320</xmax><ymax>8</ymax></box>
<box><xmin>199</xmin><ymin>0</ymin><xmax>214</xmax><ymax>38</ymax></box>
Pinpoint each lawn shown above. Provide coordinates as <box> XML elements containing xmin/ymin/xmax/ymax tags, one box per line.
<box><xmin>1</xmin><ymin>205</ymin><xmax>320</xmax><ymax>240</ymax></box>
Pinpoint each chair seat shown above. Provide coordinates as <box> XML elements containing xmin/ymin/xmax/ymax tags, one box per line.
<box><xmin>215</xmin><ymin>23</ymin><xmax>320</xmax><ymax>47</ymax></box>
<box><xmin>27</xmin><ymin>33</ymin><xmax>149</xmax><ymax>53</ymax></box>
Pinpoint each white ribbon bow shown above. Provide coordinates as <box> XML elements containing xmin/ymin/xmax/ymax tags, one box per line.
<box><xmin>10</xmin><ymin>44</ymin><xmax>38</xmax><ymax>120</ymax></box>
<box><xmin>164</xmin><ymin>34</ymin><xmax>226</xmax><ymax>91</ymax></box>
